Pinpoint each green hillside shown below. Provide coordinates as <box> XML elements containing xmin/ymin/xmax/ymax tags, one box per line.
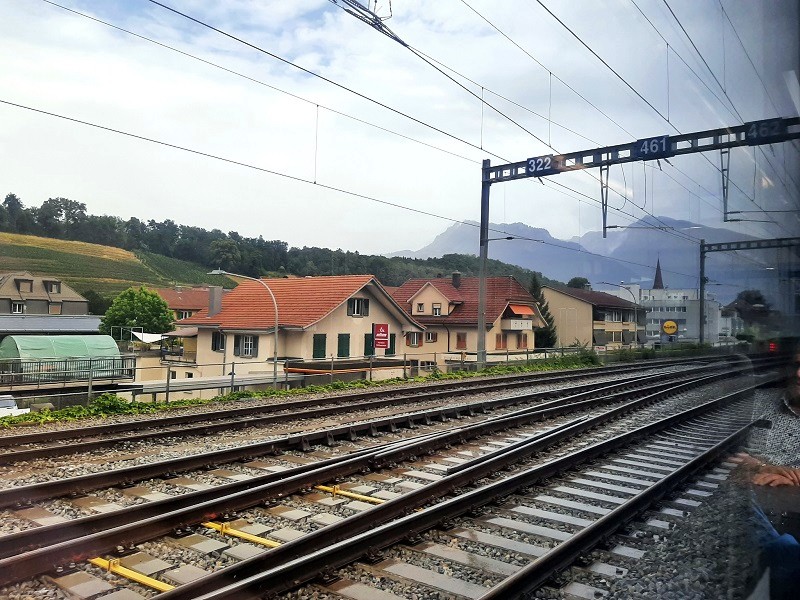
<box><xmin>0</xmin><ymin>232</ymin><xmax>231</xmax><ymax>298</ymax></box>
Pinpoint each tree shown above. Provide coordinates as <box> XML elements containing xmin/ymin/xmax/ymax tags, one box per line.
<box><xmin>82</xmin><ymin>290</ymin><xmax>112</xmax><ymax>315</ymax></box>
<box><xmin>530</xmin><ymin>273</ymin><xmax>558</xmax><ymax>348</ymax></box>
<box><xmin>731</xmin><ymin>289</ymin><xmax>771</xmax><ymax>326</ymax></box>
<box><xmin>567</xmin><ymin>277</ymin><xmax>590</xmax><ymax>289</ymax></box>
<box><xmin>100</xmin><ymin>287</ymin><xmax>174</xmax><ymax>336</ymax></box>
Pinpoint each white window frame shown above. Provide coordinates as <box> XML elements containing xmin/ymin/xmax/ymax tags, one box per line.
<box><xmin>425</xmin><ymin>331</ymin><xmax>437</xmax><ymax>343</ymax></box>
<box><xmin>347</xmin><ymin>298</ymin><xmax>369</xmax><ymax>317</ymax></box>
<box><xmin>432</xmin><ymin>303</ymin><xmax>442</xmax><ymax>316</ymax></box>
<box><xmin>242</xmin><ymin>335</ymin><xmax>256</xmax><ymax>357</ymax></box>
<box><xmin>407</xmin><ymin>332</ymin><xmax>421</xmax><ymax>347</ymax></box>
<box><xmin>11</xmin><ymin>302</ymin><xmax>24</xmax><ymax>314</ymax></box>
<box><xmin>177</xmin><ymin>310</ymin><xmax>193</xmax><ymax>319</ymax></box>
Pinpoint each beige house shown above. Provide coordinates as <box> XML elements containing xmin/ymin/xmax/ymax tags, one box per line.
<box><xmin>542</xmin><ymin>286</ymin><xmax>643</xmax><ymax>349</ymax></box>
<box><xmin>0</xmin><ymin>272</ymin><xmax>88</xmax><ymax>316</ymax></box>
<box><xmin>390</xmin><ymin>274</ymin><xmax>545</xmax><ymax>363</ymax></box>
<box><xmin>165</xmin><ymin>275</ymin><xmax>423</xmax><ymax>387</ymax></box>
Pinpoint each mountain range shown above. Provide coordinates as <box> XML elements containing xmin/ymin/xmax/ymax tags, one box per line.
<box><xmin>391</xmin><ymin>217</ymin><xmax>764</xmax><ymax>303</ymax></box>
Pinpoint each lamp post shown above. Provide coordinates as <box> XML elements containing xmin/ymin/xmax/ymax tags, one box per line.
<box><xmin>209</xmin><ymin>269</ymin><xmax>279</xmax><ymax>389</ymax></box>
<box><xmin>477</xmin><ymin>235</ymin><xmax>514</xmax><ymax>370</ymax></box>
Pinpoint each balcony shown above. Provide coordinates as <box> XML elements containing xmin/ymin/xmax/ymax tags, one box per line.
<box><xmin>501</xmin><ymin>318</ymin><xmax>533</xmax><ymax>331</ymax></box>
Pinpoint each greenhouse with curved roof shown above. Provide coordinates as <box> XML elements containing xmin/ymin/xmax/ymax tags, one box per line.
<box><xmin>0</xmin><ymin>335</ymin><xmax>134</xmax><ymax>384</ymax></box>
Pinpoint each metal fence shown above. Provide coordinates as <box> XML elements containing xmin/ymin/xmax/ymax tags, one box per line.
<box><xmin>0</xmin><ymin>355</ymin><xmax>136</xmax><ymax>386</ymax></box>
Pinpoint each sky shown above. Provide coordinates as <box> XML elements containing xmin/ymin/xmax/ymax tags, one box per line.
<box><xmin>1</xmin><ymin>0</ymin><xmax>798</xmax><ymax>261</ymax></box>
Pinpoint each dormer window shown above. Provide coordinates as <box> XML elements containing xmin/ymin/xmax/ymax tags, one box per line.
<box><xmin>45</xmin><ymin>281</ymin><xmax>61</xmax><ymax>294</ymax></box>
<box><xmin>15</xmin><ymin>279</ymin><xmax>32</xmax><ymax>293</ymax></box>
<box><xmin>432</xmin><ymin>303</ymin><xmax>442</xmax><ymax>316</ymax></box>
<box><xmin>416</xmin><ymin>303</ymin><xmax>424</xmax><ymax>313</ymax></box>
<box><xmin>347</xmin><ymin>298</ymin><xmax>369</xmax><ymax>317</ymax></box>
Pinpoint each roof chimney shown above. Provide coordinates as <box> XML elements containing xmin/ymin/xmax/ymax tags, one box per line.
<box><xmin>452</xmin><ymin>271</ymin><xmax>461</xmax><ymax>289</ymax></box>
<box><xmin>208</xmin><ymin>286</ymin><xmax>223</xmax><ymax>316</ymax></box>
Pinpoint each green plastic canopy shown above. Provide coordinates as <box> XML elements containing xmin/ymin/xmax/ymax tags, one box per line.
<box><xmin>0</xmin><ymin>335</ymin><xmax>121</xmax><ymax>361</ymax></box>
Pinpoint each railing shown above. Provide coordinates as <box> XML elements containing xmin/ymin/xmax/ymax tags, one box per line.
<box><xmin>0</xmin><ymin>356</ymin><xmax>136</xmax><ymax>387</ymax></box>
<box><xmin>160</xmin><ymin>348</ymin><xmax>198</xmax><ymax>364</ymax></box>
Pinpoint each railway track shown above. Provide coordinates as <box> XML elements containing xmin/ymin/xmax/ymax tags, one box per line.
<box><xmin>0</xmin><ymin>356</ymin><xmax>776</xmax><ymax>598</ymax></box>
<box><xmin>0</xmin><ymin>357</ymin><xmax>726</xmax><ymax>464</ymax></box>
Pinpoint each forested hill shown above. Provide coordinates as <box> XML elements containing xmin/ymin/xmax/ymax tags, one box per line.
<box><xmin>0</xmin><ymin>193</ymin><xmax>558</xmax><ymax>294</ymax></box>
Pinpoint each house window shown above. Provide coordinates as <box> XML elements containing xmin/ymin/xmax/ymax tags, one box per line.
<box><xmin>517</xmin><ymin>333</ymin><xmax>528</xmax><ymax>349</ymax></box>
<box><xmin>456</xmin><ymin>332</ymin><xmax>467</xmax><ymax>350</ymax></box>
<box><xmin>406</xmin><ymin>332</ymin><xmax>422</xmax><ymax>347</ymax></box>
<box><xmin>432</xmin><ymin>303</ymin><xmax>442</xmax><ymax>316</ymax></box>
<box><xmin>15</xmin><ymin>279</ymin><xmax>32</xmax><ymax>293</ymax></box>
<box><xmin>337</xmin><ymin>333</ymin><xmax>350</xmax><ymax>358</ymax></box>
<box><xmin>45</xmin><ymin>281</ymin><xmax>61</xmax><ymax>294</ymax></box>
<box><xmin>185</xmin><ymin>372</ymin><xmax>194</xmax><ymax>378</ymax></box>
<box><xmin>233</xmin><ymin>334</ymin><xmax>258</xmax><ymax>357</ymax></box>
<box><xmin>313</xmin><ymin>334</ymin><xmax>327</xmax><ymax>359</ymax></box>
<box><xmin>605</xmin><ymin>310</ymin><xmax>622</xmax><ymax>322</ymax></box>
<box><xmin>170</xmin><ymin>370</ymin><xmax>177</xmax><ymax>379</ymax></box>
<box><xmin>49</xmin><ymin>303</ymin><xmax>62</xmax><ymax>315</ymax></box>
<box><xmin>211</xmin><ymin>331</ymin><xmax>226</xmax><ymax>352</ymax></box>
<box><xmin>611</xmin><ymin>331</ymin><xmax>622</xmax><ymax>343</ymax></box>
<box><xmin>347</xmin><ymin>298</ymin><xmax>369</xmax><ymax>317</ymax></box>
<box><xmin>425</xmin><ymin>331</ymin><xmax>437</xmax><ymax>343</ymax></box>
<box><xmin>11</xmin><ymin>302</ymin><xmax>24</xmax><ymax>314</ymax></box>
<box><xmin>495</xmin><ymin>333</ymin><xmax>508</xmax><ymax>350</ymax></box>
<box><xmin>177</xmin><ymin>310</ymin><xmax>193</xmax><ymax>319</ymax></box>
<box><xmin>416</xmin><ymin>303</ymin><xmax>424</xmax><ymax>313</ymax></box>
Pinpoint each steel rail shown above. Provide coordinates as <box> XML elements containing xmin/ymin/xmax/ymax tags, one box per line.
<box><xmin>0</xmin><ymin>357</ymin><xmax>704</xmax><ymax>447</ymax></box>
<box><xmin>0</xmin><ymin>364</ymin><xmax>724</xmax><ymax>507</ymax></box>
<box><xmin>0</xmin><ymin>369</ymin><xmax>762</xmax><ymax>587</ymax></box>
<box><xmin>0</xmin><ymin>362</ymin><xmax>716</xmax><ymax>466</ymax></box>
<box><xmin>478</xmin><ymin>422</ymin><xmax>756</xmax><ymax>598</ymax></box>
<box><xmin>182</xmin><ymin>385</ymin><xmax>764</xmax><ymax>600</ymax></box>
<box><xmin>0</xmin><ymin>356</ymin><xmax>729</xmax><ymax>455</ymax></box>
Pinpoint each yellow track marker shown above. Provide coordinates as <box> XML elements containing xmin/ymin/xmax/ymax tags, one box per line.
<box><xmin>203</xmin><ymin>521</ymin><xmax>282</xmax><ymax>548</ymax></box>
<box><xmin>314</xmin><ymin>484</ymin><xmax>385</xmax><ymax>504</ymax></box>
<box><xmin>89</xmin><ymin>557</ymin><xmax>174</xmax><ymax>592</ymax></box>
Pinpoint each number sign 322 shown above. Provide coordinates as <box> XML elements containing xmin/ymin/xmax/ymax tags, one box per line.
<box><xmin>527</xmin><ymin>155</ymin><xmax>556</xmax><ymax>176</ymax></box>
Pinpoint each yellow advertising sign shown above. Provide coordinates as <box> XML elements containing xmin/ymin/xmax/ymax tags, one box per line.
<box><xmin>662</xmin><ymin>320</ymin><xmax>678</xmax><ymax>335</ymax></box>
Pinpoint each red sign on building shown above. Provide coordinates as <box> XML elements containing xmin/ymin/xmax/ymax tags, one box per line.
<box><xmin>373</xmin><ymin>323</ymin><xmax>390</xmax><ymax>349</ymax></box>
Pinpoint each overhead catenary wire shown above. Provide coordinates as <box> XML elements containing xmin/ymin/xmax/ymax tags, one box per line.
<box><xmin>533</xmin><ymin>0</ymin><xmax>795</xmax><ymax>238</ymax></box>
<box><xmin>0</xmin><ymin>97</ymin><xmax>705</xmax><ymax>282</ymax></box>
<box><xmin>36</xmin><ymin>1</ymin><xmax>669</xmax><ymax>246</ymax></box>
<box><xmin>324</xmin><ymin>0</ymin><xmax>700</xmax><ymax>245</ymax></box>
<box><xmin>139</xmin><ymin>0</ymin><xmax>701</xmax><ymax>246</ymax></box>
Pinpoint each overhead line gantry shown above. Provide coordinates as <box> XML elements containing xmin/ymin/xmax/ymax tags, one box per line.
<box><xmin>477</xmin><ymin>116</ymin><xmax>800</xmax><ymax>366</ymax></box>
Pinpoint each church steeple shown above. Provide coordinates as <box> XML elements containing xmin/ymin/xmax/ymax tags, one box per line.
<box><xmin>653</xmin><ymin>259</ymin><xmax>664</xmax><ymax>289</ymax></box>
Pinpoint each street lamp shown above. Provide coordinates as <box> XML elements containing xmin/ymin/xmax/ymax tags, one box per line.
<box><xmin>208</xmin><ymin>269</ymin><xmax>279</xmax><ymax>389</ymax></box>
<box><xmin>477</xmin><ymin>235</ymin><xmax>514</xmax><ymax>370</ymax></box>
<box><xmin>598</xmin><ymin>281</ymin><xmax>640</xmax><ymax>347</ymax></box>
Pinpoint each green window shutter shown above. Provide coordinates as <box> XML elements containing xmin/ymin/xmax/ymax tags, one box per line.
<box><xmin>346</xmin><ymin>299</ymin><xmax>354</xmax><ymax>316</ymax></box>
<box><xmin>363</xmin><ymin>299</ymin><xmax>370</xmax><ymax>316</ymax></box>
<box><xmin>364</xmin><ymin>333</ymin><xmax>374</xmax><ymax>357</ymax></box>
<box><xmin>312</xmin><ymin>334</ymin><xmax>326</xmax><ymax>359</ymax></box>
<box><xmin>233</xmin><ymin>334</ymin><xmax>242</xmax><ymax>356</ymax></box>
<box><xmin>386</xmin><ymin>333</ymin><xmax>396</xmax><ymax>356</ymax></box>
<box><xmin>337</xmin><ymin>333</ymin><xmax>350</xmax><ymax>358</ymax></box>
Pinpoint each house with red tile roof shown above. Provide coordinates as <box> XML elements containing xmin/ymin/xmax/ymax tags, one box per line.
<box><xmin>390</xmin><ymin>273</ymin><xmax>546</xmax><ymax>360</ymax></box>
<box><xmin>542</xmin><ymin>286</ymin><xmax>643</xmax><ymax>349</ymax></box>
<box><xmin>176</xmin><ymin>275</ymin><xmax>423</xmax><ymax>382</ymax></box>
<box><xmin>151</xmin><ymin>286</ymin><xmax>230</xmax><ymax>321</ymax></box>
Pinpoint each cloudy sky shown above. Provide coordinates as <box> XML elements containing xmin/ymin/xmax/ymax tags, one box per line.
<box><xmin>1</xmin><ymin>0</ymin><xmax>798</xmax><ymax>259</ymax></box>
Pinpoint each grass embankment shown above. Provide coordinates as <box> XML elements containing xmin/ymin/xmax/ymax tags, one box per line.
<box><xmin>0</xmin><ymin>352</ymin><xmax>600</xmax><ymax>428</ymax></box>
